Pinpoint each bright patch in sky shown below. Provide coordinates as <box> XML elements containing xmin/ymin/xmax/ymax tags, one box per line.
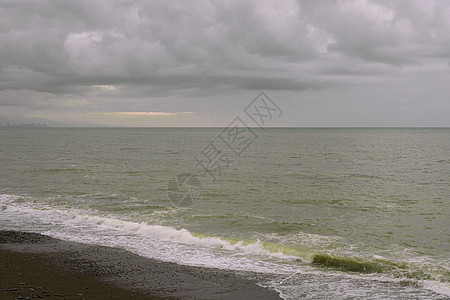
<box><xmin>92</xmin><ymin>112</ymin><xmax>193</xmax><ymax>117</ymax></box>
<box><xmin>92</xmin><ymin>85</ymin><xmax>117</xmax><ymax>91</ymax></box>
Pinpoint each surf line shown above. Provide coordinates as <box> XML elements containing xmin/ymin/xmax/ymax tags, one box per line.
<box><xmin>279</xmin><ymin>271</ymin><xmax>302</xmax><ymax>284</ymax></box>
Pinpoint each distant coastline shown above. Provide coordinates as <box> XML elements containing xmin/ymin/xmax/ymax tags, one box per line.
<box><xmin>0</xmin><ymin>122</ymin><xmax>47</xmax><ymax>128</ymax></box>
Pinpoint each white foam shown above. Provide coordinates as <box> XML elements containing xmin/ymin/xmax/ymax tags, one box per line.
<box><xmin>2</xmin><ymin>193</ymin><xmax>449</xmax><ymax>299</ymax></box>
<box><xmin>0</xmin><ymin>194</ymin><xmax>298</xmax><ymax>273</ymax></box>
<box><xmin>422</xmin><ymin>280</ymin><xmax>450</xmax><ymax>298</ymax></box>
<box><xmin>58</xmin><ymin>212</ymin><xmax>301</xmax><ymax>261</ymax></box>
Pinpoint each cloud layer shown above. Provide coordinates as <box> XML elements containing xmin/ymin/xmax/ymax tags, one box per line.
<box><xmin>1</xmin><ymin>0</ymin><xmax>449</xmax><ymax>126</ymax></box>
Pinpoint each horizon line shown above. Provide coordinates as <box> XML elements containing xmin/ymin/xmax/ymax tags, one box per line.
<box><xmin>3</xmin><ymin>126</ymin><xmax>450</xmax><ymax>129</ymax></box>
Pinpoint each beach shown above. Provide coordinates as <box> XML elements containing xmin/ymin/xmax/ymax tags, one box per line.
<box><xmin>1</xmin><ymin>128</ymin><xmax>449</xmax><ymax>299</ymax></box>
<box><xmin>0</xmin><ymin>230</ymin><xmax>281</xmax><ymax>299</ymax></box>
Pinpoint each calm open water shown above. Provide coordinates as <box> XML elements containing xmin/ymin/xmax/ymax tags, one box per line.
<box><xmin>1</xmin><ymin>128</ymin><xmax>449</xmax><ymax>299</ymax></box>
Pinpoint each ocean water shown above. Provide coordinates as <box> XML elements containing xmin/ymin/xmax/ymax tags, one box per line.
<box><xmin>0</xmin><ymin>127</ymin><xmax>449</xmax><ymax>299</ymax></box>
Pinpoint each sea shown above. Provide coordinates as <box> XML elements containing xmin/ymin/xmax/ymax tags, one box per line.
<box><xmin>0</xmin><ymin>127</ymin><xmax>449</xmax><ymax>299</ymax></box>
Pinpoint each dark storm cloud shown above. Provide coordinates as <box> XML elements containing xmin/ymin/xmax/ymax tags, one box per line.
<box><xmin>0</xmin><ymin>0</ymin><xmax>449</xmax><ymax>126</ymax></box>
<box><xmin>0</xmin><ymin>0</ymin><xmax>324</xmax><ymax>99</ymax></box>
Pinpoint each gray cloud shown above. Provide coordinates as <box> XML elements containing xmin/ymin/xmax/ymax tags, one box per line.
<box><xmin>0</xmin><ymin>0</ymin><xmax>449</xmax><ymax>126</ymax></box>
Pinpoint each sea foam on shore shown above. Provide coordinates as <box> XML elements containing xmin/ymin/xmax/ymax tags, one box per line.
<box><xmin>0</xmin><ymin>230</ymin><xmax>282</xmax><ymax>300</ymax></box>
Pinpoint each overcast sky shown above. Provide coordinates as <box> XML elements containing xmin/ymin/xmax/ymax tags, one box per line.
<box><xmin>1</xmin><ymin>0</ymin><xmax>449</xmax><ymax>127</ymax></box>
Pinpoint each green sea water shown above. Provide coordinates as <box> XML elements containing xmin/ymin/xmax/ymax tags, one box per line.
<box><xmin>1</xmin><ymin>128</ymin><xmax>449</xmax><ymax>299</ymax></box>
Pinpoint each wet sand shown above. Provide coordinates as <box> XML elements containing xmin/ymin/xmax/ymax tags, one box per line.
<box><xmin>0</xmin><ymin>231</ymin><xmax>281</xmax><ymax>299</ymax></box>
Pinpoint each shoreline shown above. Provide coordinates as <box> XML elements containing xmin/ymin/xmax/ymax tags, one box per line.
<box><xmin>0</xmin><ymin>230</ymin><xmax>281</xmax><ymax>299</ymax></box>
